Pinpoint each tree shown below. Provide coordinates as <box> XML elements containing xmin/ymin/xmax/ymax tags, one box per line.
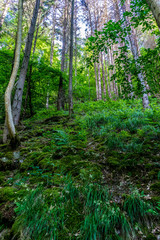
<box><xmin>146</xmin><ymin>0</ymin><xmax>160</xmax><ymax>28</ymax></box>
<box><xmin>3</xmin><ymin>0</ymin><xmax>23</xmax><ymax>145</ymax></box>
<box><xmin>69</xmin><ymin>0</ymin><xmax>75</xmax><ymax>117</ymax></box>
<box><xmin>0</xmin><ymin>0</ymin><xmax>11</xmax><ymax>32</ymax></box>
<box><xmin>57</xmin><ymin>0</ymin><xmax>69</xmax><ymax>111</ymax></box>
<box><xmin>12</xmin><ymin>0</ymin><xmax>40</xmax><ymax>126</ymax></box>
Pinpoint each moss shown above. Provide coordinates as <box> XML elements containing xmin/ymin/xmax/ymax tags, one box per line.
<box><xmin>4</xmin><ymin>152</ymin><xmax>13</xmax><ymax>160</ymax></box>
<box><xmin>80</xmin><ymin>166</ymin><xmax>102</xmax><ymax>182</ymax></box>
<box><xmin>145</xmin><ymin>234</ymin><xmax>157</xmax><ymax>240</ymax></box>
<box><xmin>0</xmin><ymin>159</ymin><xmax>16</xmax><ymax>171</ymax></box>
<box><xmin>0</xmin><ymin>228</ymin><xmax>11</xmax><ymax>240</ymax></box>
<box><xmin>10</xmin><ymin>218</ymin><xmax>21</xmax><ymax>239</ymax></box>
<box><xmin>0</xmin><ymin>152</ymin><xmax>5</xmax><ymax>158</ymax></box>
<box><xmin>150</xmin><ymin>181</ymin><xmax>160</xmax><ymax>193</ymax></box>
<box><xmin>0</xmin><ymin>187</ymin><xmax>15</xmax><ymax>202</ymax></box>
<box><xmin>43</xmin><ymin>188</ymin><xmax>60</xmax><ymax>204</ymax></box>
<box><xmin>148</xmin><ymin>169</ymin><xmax>160</xmax><ymax>179</ymax></box>
<box><xmin>107</xmin><ymin>157</ymin><xmax>120</xmax><ymax>167</ymax></box>
<box><xmin>20</xmin><ymin>147</ymin><xmax>30</xmax><ymax>154</ymax></box>
<box><xmin>20</xmin><ymin>151</ymin><xmax>51</xmax><ymax>171</ymax></box>
<box><xmin>38</xmin><ymin>159</ymin><xmax>55</xmax><ymax>171</ymax></box>
<box><xmin>151</xmin><ymin>196</ymin><xmax>160</xmax><ymax>204</ymax></box>
<box><xmin>0</xmin><ymin>172</ymin><xmax>5</xmax><ymax>184</ymax></box>
<box><xmin>0</xmin><ymin>144</ymin><xmax>8</xmax><ymax>150</ymax></box>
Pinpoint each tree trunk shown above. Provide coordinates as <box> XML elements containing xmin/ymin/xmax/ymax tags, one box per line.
<box><xmin>69</xmin><ymin>0</ymin><xmax>74</xmax><ymax>117</ymax></box>
<box><xmin>97</xmin><ymin>61</ymin><xmax>102</xmax><ymax>100</ymax></box>
<box><xmin>74</xmin><ymin>0</ymin><xmax>78</xmax><ymax>82</ymax></box>
<box><xmin>146</xmin><ymin>0</ymin><xmax>160</xmax><ymax>28</ymax></box>
<box><xmin>121</xmin><ymin>2</ymin><xmax>150</xmax><ymax>108</ymax></box>
<box><xmin>12</xmin><ymin>0</ymin><xmax>40</xmax><ymax>126</ymax></box>
<box><xmin>104</xmin><ymin>55</ymin><xmax>111</xmax><ymax>98</ymax></box>
<box><xmin>94</xmin><ymin>62</ymin><xmax>99</xmax><ymax>100</ymax></box>
<box><xmin>0</xmin><ymin>0</ymin><xmax>10</xmax><ymax>31</ymax></box>
<box><xmin>50</xmin><ymin>2</ymin><xmax>57</xmax><ymax>66</ymax></box>
<box><xmin>57</xmin><ymin>0</ymin><xmax>68</xmax><ymax>110</ymax></box>
<box><xmin>100</xmin><ymin>53</ymin><xmax>106</xmax><ymax>100</ymax></box>
<box><xmin>3</xmin><ymin>0</ymin><xmax>22</xmax><ymax>145</ymax></box>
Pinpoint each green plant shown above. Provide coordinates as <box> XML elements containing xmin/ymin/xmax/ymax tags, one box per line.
<box><xmin>14</xmin><ymin>187</ymin><xmax>65</xmax><ymax>240</ymax></box>
<box><xmin>123</xmin><ymin>189</ymin><xmax>154</xmax><ymax>226</ymax></box>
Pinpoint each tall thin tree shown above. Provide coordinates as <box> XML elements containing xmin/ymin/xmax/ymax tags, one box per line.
<box><xmin>12</xmin><ymin>0</ymin><xmax>40</xmax><ymax>126</ymax></box>
<box><xmin>69</xmin><ymin>0</ymin><xmax>74</xmax><ymax>117</ymax></box>
<box><xmin>3</xmin><ymin>0</ymin><xmax>23</xmax><ymax>145</ymax></box>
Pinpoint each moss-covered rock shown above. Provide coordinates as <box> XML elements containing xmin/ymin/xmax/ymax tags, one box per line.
<box><xmin>0</xmin><ymin>187</ymin><xmax>16</xmax><ymax>202</ymax></box>
<box><xmin>20</xmin><ymin>151</ymin><xmax>51</xmax><ymax>171</ymax></box>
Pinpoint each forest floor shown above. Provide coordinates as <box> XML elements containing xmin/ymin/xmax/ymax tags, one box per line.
<box><xmin>0</xmin><ymin>99</ymin><xmax>160</xmax><ymax>240</ymax></box>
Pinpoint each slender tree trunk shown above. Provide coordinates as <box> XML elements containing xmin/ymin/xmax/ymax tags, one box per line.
<box><xmin>57</xmin><ymin>0</ymin><xmax>68</xmax><ymax>110</ymax></box>
<box><xmin>104</xmin><ymin>55</ymin><xmax>111</xmax><ymax>98</ymax></box>
<box><xmin>0</xmin><ymin>0</ymin><xmax>10</xmax><ymax>31</ymax></box>
<box><xmin>3</xmin><ymin>0</ymin><xmax>22</xmax><ymax>145</ymax></box>
<box><xmin>12</xmin><ymin>0</ymin><xmax>40</xmax><ymax>126</ymax></box>
<box><xmin>94</xmin><ymin>62</ymin><xmax>99</xmax><ymax>100</ymax></box>
<box><xmin>146</xmin><ymin>0</ymin><xmax>160</xmax><ymax>28</ymax></box>
<box><xmin>88</xmin><ymin>68</ymin><xmax>90</xmax><ymax>100</ymax></box>
<box><xmin>97</xmin><ymin>61</ymin><xmax>102</xmax><ymax>100</ymax></box>
<box><xmin>108</xmin><ymin>48</ymin><xmax>114</xmax><ymax>95</ymax></box>
<box><xmin>121</xmin><ymin>2</ymin><xmax>150</xmax><ymax>108</ymax></box>
<box><xmin>101</xmin><ymin>53</ymin><xmax>106</xmax><ymax>100</ymax></box>
<box><xmin>74</xmin><ymin>0</ymin><xmax>78</xmax><ymax>82</ymax></box>
<box><xmin>69</xmin><ymin>0</ymin><xmax>74</xmax><ymax>117</ymax></box>
<box><xmin>50</xmin><ymin>2</ymin><xmax>57</xmax><ymax>66</ymax></box>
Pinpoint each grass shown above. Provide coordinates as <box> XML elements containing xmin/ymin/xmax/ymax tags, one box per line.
<box><xmin>77</xmin><ymin>99</ymin><xmax>160</xmax><ymax>157</ymax></box>
<box><xmin>13</xmin><ymin>181</ymin><xmax>157</xmax><ymax>240</ymax></box>
<box><xmin>1</xmin><ymin>98</ymin><xmax>160</xmax><ymax>239</ymax></box>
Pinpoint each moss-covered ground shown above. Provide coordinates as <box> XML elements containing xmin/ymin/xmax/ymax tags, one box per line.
<box><xmin>0</xmin><ymin>99</ymin><xmax>160</xmax><ymax>239</ymax></box>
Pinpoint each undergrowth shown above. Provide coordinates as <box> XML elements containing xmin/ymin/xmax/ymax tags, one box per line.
<box><xmin>14</xmin><ymin>179</ymin><xmax>157</xmax><ymax>240</ymax></box>
<box><xmin>77</xmin><ymin>99</ymin><xmax>160</xmax><ymax>156</ymax></box>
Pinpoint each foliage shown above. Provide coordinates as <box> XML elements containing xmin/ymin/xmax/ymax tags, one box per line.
<box><xmin>85</xmin><ymin>0</ymin><xmax>160</xmax><ymax>98</ymax></box>
<box><xmin>14</xmin><ymin>180</ymin><xmax>156</xmax><ymax>240</ymax></box>
<box><xmin>78</xmin><ymin>99</ymin><xmax>160</xmax><ymax>157</ymax></box>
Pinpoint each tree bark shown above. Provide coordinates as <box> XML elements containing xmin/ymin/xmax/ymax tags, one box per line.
<box><xmin>74</xmin><ymin>0</ymin><xmax>78</xmax><ymax>82</ymax></box>
<box><xmin>101</xmin><ymin>52</ymin><xmax>106</xmax><ymax>100</ymax></box>
<box><xmin>121</xmin><ymin>2</ymin><xmax>150</xmax><ymax>108</ymax></box>
<box><xmin>12</xmin><ymin>0</ymin><xmax>40</xmax><ymax>126</ymax></box>
<box><xmin>57</xmin><ymin>0</ymin><xmax>68</xmax><ymax>110</ymax></box>
<box><xmin>3</xmin><ymin>0</ymin><xmax>22</xmax><ymax>145</ymax></box>
<box><xmin>69</xmin><ymin>0</ymin><xmax>74</xmax><ymax>117</ymax></box>
<box><xmin>146</xmin><ymin>0</ymin><xmax>160</xmax><ymax>28</ymax></box>
<box><xmin>104</xmin><ymin>55</ymin><xmax>111</xmax><ymax>98</ymax></box>
<box><xmin>94</xmin><ymin>62</ymin><xmax>99</xmax><ymax>100</ymax></box>
<box><xmin>97</xmin><ymin>61</ymin><xmax>102</xmax><ymax>100</ymax></box>
<box><xmin>0</xmin><ymin>0</ymin><xmax>10</xmax><ymax>31</ymax></box>
<box><xmin>50</xmin><ymin>2</ymin><xmax>57</xmax><ymax>66</ymax></box>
